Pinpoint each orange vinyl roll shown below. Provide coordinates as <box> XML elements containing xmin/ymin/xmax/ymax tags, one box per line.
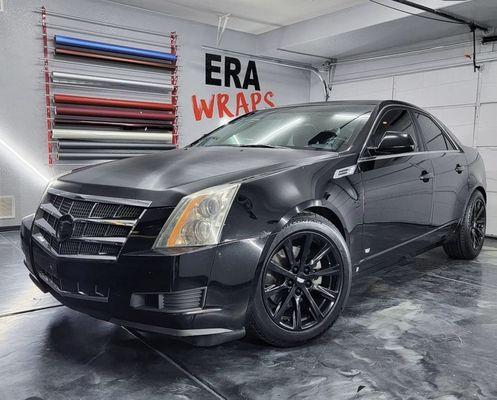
<box><xmin>54</xmin><ymin>94</ymin><xmax>175</xmax><ymax>111</ymax></box>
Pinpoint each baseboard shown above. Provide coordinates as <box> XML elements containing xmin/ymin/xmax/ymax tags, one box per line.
<box><xmin>0</xmin><ymin>225</ymin><xmax>20</xmax><ymax>232</ymax></box>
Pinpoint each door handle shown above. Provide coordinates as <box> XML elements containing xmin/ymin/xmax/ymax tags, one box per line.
<box><xmin>455</xmin><ymin>164</ymin><xmax>465</xmax><ymax>174</ymax></box>
<box><xmin>419</xmin><ymin>170</ymin><xmax>433</xmax><ymax>182</ymax></box>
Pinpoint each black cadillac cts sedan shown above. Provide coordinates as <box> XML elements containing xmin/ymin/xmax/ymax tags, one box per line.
<box><xmin>21</xmin><ymin>100</ymin><xmax>486</xmax><ymax>347</ymax></box>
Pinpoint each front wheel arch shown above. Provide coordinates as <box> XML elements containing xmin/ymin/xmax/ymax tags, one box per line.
<box><xmin>273</xmin><ymin>200</ymin><xmax>348</xmax><ymax>243</ymax></box>
<box><xmin>305</xmin><ymin>206</ymin><xmax>346</xmax><ymax>241</ymax></box>
<box><xmin>246</xmin><ymin>212</ymin><xmax>352</xmax><ymax>346</ymax></box>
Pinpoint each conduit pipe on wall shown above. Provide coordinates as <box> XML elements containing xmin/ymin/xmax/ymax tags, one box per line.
<box><xmin>54</xmin><ymin>94</ymin><xmax>175</xmax><ymax>111</ymax></box>
<box><xmin>51</xmin><ymin>72</ymin><xmax>173</xmax><ymax>92</ymax></box>
<box><xmin>54</xmin><ymin>35</ymin><xmax>177</xmax><ymax>61</ymax></box>
<box><xmin>201</xmin><ymin>45</ymin><xmax>330</xmax><ymax>101</ymax></box>
<box><xmin>55</xmin><ymin>105</ymin><xmax>175</xmax><ymax>121</ymax></box>
<box><xmin>52</xmin><ymin>129</ymin><xmax>172</xmax><ymax>142</ymax></box>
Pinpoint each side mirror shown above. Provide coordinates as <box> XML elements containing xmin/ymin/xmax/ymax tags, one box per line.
<box><xmin>369</xmin><ymin>131</ymin><xmax>415</xmax><ymax>156</ymax></box>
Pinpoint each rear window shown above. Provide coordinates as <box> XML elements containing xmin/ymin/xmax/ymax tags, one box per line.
<box><xmin>414</xmin><ymin>113</ymin><xmax>456</xmax><ymax>151</ymax></box>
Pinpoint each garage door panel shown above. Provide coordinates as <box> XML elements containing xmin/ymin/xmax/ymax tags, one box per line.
<box><xmin>331</xmin><ymin>77</ymin><xmax>393</xmax><ymax>100</ymax></box>
<box><xmin>394</xmin><ymin>66</ymin><xmax>477</xmax><ymax>108</ymax></box>
<box><xmin>475</xmin><ymin>103</ymin><xmax>497</xmax><ymax>147</ymax></box>
<box><xmin>425</xmin><ymin>106</ymin><xmax>475</xmax><ymax>147</ymax></box>
<box><xmin>485</xmin><ymin>192</ymin><xmax>497</xmax><ymax>237</ymax></box>
<box><xmin>479</xmin><ymin>61</ymin><xmax>497</xmax><ymax>104</ymax></box>
<box><xmin>477</xmin><ymin>148</ymin><xmax>497</xmax><ymax>193</ymax></box>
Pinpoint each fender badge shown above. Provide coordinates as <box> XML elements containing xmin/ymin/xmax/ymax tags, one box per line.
<box><xmin>333</xmin><ymin>165</ymin><xmax>356</xmax><ymax>179</ymax></box>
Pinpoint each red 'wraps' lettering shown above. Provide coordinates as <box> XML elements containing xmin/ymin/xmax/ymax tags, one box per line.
<box><xmin>217</xmin><ymin>93</ymin><xmax>234</xmax><ymax>118</ymax></box>
<box><xmin>250</xmin><ymin>92</ymin><xmax>262</xmax><ymax>111</ymax></box>
<box><xmin>191</xmin><ymin>95</ymin><xmax>215</xmax><ymax>121</ymax></box>
<box><xmin>264</xmin><ymin>91</ymin><xmax>275</xmax><ymax>108</ymax></box>
<box><xmin>236</xmin><ymin>92</ymin><xmax>250</xmax><ymax>115</ymax></box>
<box><xmin>192</xmin><ymin>91</ymin><xmax>276</xmax><ymax>121</ymax></box>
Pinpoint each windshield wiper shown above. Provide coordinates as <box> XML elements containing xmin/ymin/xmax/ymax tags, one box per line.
<box><xmin>238</xmin><ymin>144</ymin><xmax>282</xmax><ymax>149</ymax></box>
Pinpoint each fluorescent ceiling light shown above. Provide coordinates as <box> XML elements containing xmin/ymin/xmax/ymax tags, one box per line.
<box><xmin>0</xmin><ymin>136</ymin><xmax>50</xmax><ymax>183</ymax></box>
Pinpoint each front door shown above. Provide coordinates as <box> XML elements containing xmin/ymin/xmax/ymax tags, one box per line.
<box><xmin>358</xmin><ymin>108</ymin><xmax>434</xmax><ymax>267</ymax></box>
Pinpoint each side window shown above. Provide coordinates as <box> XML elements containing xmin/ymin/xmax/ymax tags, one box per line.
<box><xmin>414</xmin><ymin>113</ymin><xmax>455</xmax><ymax>151</ymax></box>
<box><xmin>367</xmin><ymin>108</ymin><xmax>418</xmax><ymax>151</ymax></box>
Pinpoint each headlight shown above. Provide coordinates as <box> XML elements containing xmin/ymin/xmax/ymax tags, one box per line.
<box><xmin>153</xmin><ymin>183</ymin><xmax>240</xmax><ymax>249</ymax></box>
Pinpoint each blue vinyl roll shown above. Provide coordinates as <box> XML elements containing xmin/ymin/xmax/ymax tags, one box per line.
<box><xmin>54</xmin><ymin>35</ymin><xmax>177</xmax><ymax>62</ymax></box>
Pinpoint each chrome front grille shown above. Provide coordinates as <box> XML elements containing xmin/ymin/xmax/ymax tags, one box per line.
<box><xmin>32</xmin><ymin>189</ymin><xmax>150</xmax><ymax>260</ymax></box>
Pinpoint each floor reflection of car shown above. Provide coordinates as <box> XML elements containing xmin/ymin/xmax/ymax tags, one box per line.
<box><xmin>21</xmin><ymin>100</ymin><xmax>486</xmax><ymax>346</ymax></box>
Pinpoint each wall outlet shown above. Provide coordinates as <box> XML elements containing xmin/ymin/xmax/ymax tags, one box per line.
<box><xmin>0</xmin><ymin>196</ymin><xmax>15</xmax><ymax>219</ymax></box>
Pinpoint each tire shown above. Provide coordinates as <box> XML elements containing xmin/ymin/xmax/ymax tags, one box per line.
<box><xmin>443</xmin><ymin>191</ymin><xmax>486</xmax><ymax>260</ymax></box>
<box><xmin>247</xmin><ymin>213</ymin><xmax>352</xmax><ymax>347</ymax></box>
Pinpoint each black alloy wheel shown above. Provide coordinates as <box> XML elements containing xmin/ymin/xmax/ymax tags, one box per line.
<box><xmin>443</xmin><ymin>190</ymin><xmax>486</xmax><ymax>260</ymax></box>
<box><xmin>262</xmin><ymin>231</ymin><xmax>343</xmax><ymax>331</ymax></box>
<box><xmin>470</xmin><ymin>197</ymin><xmax>486</xmax><ymax>250</ymax></box>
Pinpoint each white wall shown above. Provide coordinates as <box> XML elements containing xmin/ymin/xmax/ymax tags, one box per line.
<box><xmin>319</xmin><ymin>39</ymin><xmax>497</xmax><ymax>235</ymax></box>
<box><xmin>0</xmin><ymin>0</ymin><xmax>310</xmax><ymax>227</ymax></box>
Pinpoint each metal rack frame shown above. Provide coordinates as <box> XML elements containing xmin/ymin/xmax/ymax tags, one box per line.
<box><xmin>41</xmin><ymin>6</ymin><xmax>53</xmax><ymax>165</ymax></box>
<box><xmin>39</xmin><ymin>6</ymin><xmax>180</xmax><ymax>166</ymax></box>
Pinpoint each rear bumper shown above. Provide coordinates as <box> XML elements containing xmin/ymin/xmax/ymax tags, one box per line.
<box><xmin>21</xmin><ymin>213</ymin><xmax>270</xmax><ymax>344</ymax></box>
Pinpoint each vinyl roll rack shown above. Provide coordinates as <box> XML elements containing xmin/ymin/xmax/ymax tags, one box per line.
<box><xmin>39</xmin><ymin>7</ymin><xmax>180</xmax><ymax>165</ymax></box>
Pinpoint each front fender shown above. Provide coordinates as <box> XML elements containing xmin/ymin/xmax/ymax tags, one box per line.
<box><xmin>220</xmin><ymin>157</ymin><xmax>363</xmax><ymax>265</ymax></box>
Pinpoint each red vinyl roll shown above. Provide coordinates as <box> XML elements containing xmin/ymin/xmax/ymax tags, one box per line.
<box><xmin>54</xmin><ymin>94</ymin><xmax>175</xmax><ymax>111</ymax></box>
<box><xmin>55</xmin><ymin>105</ymin><xmax>176</xmax><ymax>121</ymax></box>
<box><xmin>55</xmin><ymin>47</ymin><xmax>175</xmax><ymax>69</ymax></box>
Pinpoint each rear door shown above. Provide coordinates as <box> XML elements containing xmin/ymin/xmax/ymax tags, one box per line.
<box><xmin>412</xmin><ymin>112</ymin><xmax>469</xmax><ymax>232</ymax></box>
<box><xmin>358</xmin><ymin>107</ymin><xmax>434</xmax><ymax>266</ymax></box>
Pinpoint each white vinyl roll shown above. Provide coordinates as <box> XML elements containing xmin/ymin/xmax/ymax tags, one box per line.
<box><xmin>51</xmin><ymin>71</ymin><xmax>173</xmax><ymax>92</ymax></box>
<box><xmin>52</xmin><ymin>129</ymin><xmax>173</xmax><ymax>142</ymax></box>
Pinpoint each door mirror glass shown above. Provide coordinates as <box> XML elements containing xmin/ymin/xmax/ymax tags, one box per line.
<box><xmin>369</xmin><ymin>131</ymin><xmax>415</xmax><ymax>155</ymax></box>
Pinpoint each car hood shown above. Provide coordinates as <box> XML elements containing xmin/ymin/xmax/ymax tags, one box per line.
<box><xmin>57</xmin><ymin>146</ymin><xmax>339</xmax><ymax>206</ymax></box>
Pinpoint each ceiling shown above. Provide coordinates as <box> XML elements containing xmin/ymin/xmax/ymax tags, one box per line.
<box><xmin>258</xmin><ymin>0</ymin><xmax>497</xmax><ymax>63</ymax></box>
<box><xmin>106</xmin><ymin>0</ymin><xmax>497</xmax><ymax>63</ymax></box>
<box><xmin>106</xmin><ymin>0</ymin><xmax>367</xmax><ymax>34</ymax></box>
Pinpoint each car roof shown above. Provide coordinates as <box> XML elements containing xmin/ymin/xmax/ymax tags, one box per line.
<box><xmin>270</xmin><ymin>100</ymin><xmax>422</xmax><ymax>111</ymax></box>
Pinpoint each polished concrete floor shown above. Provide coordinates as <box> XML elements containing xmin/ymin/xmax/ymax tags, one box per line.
<box><xmin>1</xmin><ymin>229</ymin><xmax>497</xmax><ymax>400</ymax></box>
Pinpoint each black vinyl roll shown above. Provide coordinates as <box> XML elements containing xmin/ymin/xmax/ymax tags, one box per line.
<box><xmin>57</xmin><ymin>140</ymin><xmax>176</xmax><ymax>150</ymax></box>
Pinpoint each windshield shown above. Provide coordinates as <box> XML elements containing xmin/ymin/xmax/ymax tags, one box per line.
<box><xmin>193</xmin><ymin>105</ymin><xmax>373</xmax><ymax>152</ymax></box>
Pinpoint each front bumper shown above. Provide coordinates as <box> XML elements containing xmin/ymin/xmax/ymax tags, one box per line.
<box><xmin>21</xmin><ymin>213</ymin><xmax>271</xmax><ymax>345</ymax></box>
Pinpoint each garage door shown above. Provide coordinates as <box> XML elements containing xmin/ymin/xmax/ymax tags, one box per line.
<box><xmin>332</xmin><ymin>63</ymin><xmax>497</xmax><ymax>236</ymax></box>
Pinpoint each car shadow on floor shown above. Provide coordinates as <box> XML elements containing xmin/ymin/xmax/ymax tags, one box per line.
<box><xmin>2</xmin><ymin>234</ymin><xmax>497</xmax><ymax>400</ymax></box>
<box><xmin>135</xmin><ymin>245</ymin><xmax>497</xmax><ymax>399</ymax></box>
